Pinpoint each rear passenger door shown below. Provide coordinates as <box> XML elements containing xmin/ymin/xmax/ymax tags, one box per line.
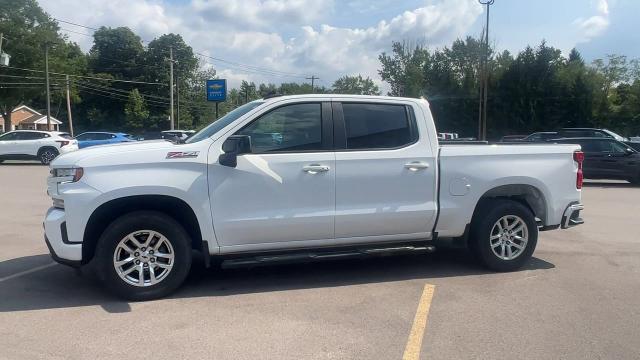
<box><xmin>333</xmin><ymin>101</ymin><xmax>438</xmax><ymax>242</ymax></box>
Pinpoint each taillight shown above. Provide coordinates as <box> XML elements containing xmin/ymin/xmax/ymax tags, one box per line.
<box><xmin>56</xmin><ymin>140</ymin><xmax>70</xmax><ymax>147</ymax></box>
<box><xmin>574</xmin><ymin>150</ymin><xmax>584</xmax><ymax>189</ymax></box>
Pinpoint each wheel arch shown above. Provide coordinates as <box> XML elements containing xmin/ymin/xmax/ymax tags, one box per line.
<box><xmin>82</xmin><ymin>195</ymin><xmax>203</xmax><ymax>264</ymax></box>
<box><xmin>472</xmin><ymin>183</ymin><xmax>548</xmax><ymax>226</ymax></box>
<box><xmin>37</xmin><ymin>145</ymin><xmax>59</xmax><ymax>155</ymax></box>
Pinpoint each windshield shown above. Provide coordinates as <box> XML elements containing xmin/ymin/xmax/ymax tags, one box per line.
<box><xmin>602</xmin><ymin>129</ymin><xmax>627</xmax><ymax>141</ymax></box>
<box><xmin>186</xmin><ymin>101</ymin><xmax>265</xmax><ymax>143</ymax></box>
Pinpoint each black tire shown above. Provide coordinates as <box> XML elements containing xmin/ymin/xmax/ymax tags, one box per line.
<box><xmin>469</xmin><ymin>199</ymin><xmax>538</xmax><ymax>272</ymax></box>
<box><xmin>38</xmin><ymin>147</ymin><xmax>59</xmax><ymax>165</ymax></box>
<box><xmin>95</xmin><ymin>211</ymin><xmax>192</xmax><ymax>300</ymax></box>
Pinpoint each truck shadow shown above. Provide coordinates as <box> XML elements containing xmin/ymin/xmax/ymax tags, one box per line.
<box><xmin>0</xmin><ymin>250</ymin><xmax>554</xmax><ymax>314</ymax></box>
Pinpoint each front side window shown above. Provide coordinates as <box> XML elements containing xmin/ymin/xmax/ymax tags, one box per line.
<box><xmin>235</xmin><ymin>103</ymin><xmax>322</xmax><ymax>153</ymax></box>
<box><xmin>17</xmin><ymin>132</ymin><xmax>41</xmax><ymax>140</ymax></box>
<box><xmin>0</xmin><ymin>132</ymin><xmax>18</xmax><ymax>141</ymax></box>
<box><xmin>187</xmin><ymin>101</ymin><xmax>265</xmax><ymax>144</ymax></box>
<box><xmin>342</xmin><ymin>103</ymin><xmax>414</xmax><ymax>150</ymax></box>
<box><xmin>604</xmin><ymin>140</ymin><xmax>629</xmax><ymax>153</ymax></box>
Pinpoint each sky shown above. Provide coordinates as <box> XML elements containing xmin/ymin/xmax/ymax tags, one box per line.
<box><xmin>38</xmin><ymin>0</ymin><xmax>640</xmax><ymax>90</ymax></box>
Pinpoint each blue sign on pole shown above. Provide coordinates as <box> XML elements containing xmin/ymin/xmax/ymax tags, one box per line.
<box><xmin>206</xmin><ymin>79</ymin><xmax>227</xmax><ymax>102</ymax></box>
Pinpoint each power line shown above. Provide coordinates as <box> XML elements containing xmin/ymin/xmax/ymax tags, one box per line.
<box><xmin>51</xmin><ymin>17</ymin><xmax>313</xmax><ymax>80</ymax></box>
<box><xmin>195</xmin><ymin>52</ymin><xmax>309</xmax><ymax>78</ymax></box>
<box><xmin>60</xmin><ymin>27</ymin><xmax>94</xmax><ymax>37</ymax></box>
<box><xmin>55</xmin><ymin>18</ymin><xmax>99</xmax><ymax>31</ymax></box>
<box><xmin>1</xmin><ymin>65</ymin><xmax>167</xmax><ymax>85</ymax></box>
<box><xmin>74</xmin><ymin>81</ymin><xmax>215</xmax><ymax>111</ymax></box>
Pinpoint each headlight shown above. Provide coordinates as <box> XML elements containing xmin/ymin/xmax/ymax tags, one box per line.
<box><xmin>51</xmin><ymin>167</ymin><xmax>84</xmax><ymax>182</ymax></box>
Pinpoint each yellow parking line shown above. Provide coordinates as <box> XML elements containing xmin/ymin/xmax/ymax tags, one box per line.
<box><xmin>403</xmin><ymin>284</ymin><xmax>436</xmax><ymax>360</ymax></box>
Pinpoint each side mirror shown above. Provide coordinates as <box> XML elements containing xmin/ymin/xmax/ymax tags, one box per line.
<box><xmin>218</xmin><ymin>135</ymin><xmax>252</xmax><ymax>167</ymax></box>
<box><xmin>625</xmin><ymin>148</ymin><xmax>635</xmax><ymax>155</ymax></box>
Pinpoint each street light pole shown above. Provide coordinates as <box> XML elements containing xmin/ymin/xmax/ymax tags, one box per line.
<box><xmin>478</xmin><ymin>0</ymin><xmax>494</xmax><ymax>141</ymax></box>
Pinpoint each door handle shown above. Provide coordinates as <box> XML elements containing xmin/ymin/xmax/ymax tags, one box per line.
<box><xmin>404</xmin><ymin>161</ymin><xmax>430</xmax><ymax>171</ymax></box>
<box><xmin>303</xmin><ymin>164</ymin><xmax>330</xmax><ymax>174</ymax></box>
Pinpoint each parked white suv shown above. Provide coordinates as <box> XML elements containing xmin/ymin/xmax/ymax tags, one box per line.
<box><xmin>0</xmin><ymin>130</ymin><xmax>78</xmax><ymax>164</ymax></box>
<box><xmin>44</xmin><ymin>95</ymin><xmax>584</xmax><ymax>300</ymax></box>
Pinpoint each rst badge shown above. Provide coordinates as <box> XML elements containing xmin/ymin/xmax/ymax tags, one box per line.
<box><xmin>166</xmin><ymin>151</ymin><xmax>199</xmax><ymax>159</ymax></box>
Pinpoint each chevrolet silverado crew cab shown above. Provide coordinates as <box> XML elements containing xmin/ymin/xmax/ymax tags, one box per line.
<box><xmin>44</xmin><ymin>95</ymin><xmax>584</xmax><ymax>300</ymax></box>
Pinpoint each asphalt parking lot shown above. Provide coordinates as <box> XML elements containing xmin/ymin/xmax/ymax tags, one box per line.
<box><xmin>1</xmin><ymin>162</ymin><xmax>639</xmax><ymax>360</ymax></box>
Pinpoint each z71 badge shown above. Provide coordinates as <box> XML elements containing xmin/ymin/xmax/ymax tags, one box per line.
<box><xmin>166</xmin><ymin>151</ymin><xmax>199</xmax><ymax>159</ymax></box>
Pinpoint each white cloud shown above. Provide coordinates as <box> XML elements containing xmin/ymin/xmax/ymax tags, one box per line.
<box><xmin>189</xmin><ymin>0</ymin><xmax>334</xmax><ymax>29</ymax></box>
<box><xmin>573</xmin><ymin>0</ymin><xmax>610</xmax><ymax>42</ymax></box>
<box><xmin>40</xmin><ymin>0</ymin><xmax>482</xmax><ymax>90</ymax></box>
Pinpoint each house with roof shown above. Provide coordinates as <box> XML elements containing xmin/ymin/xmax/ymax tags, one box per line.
<box><xmin>0</xmin><ymin>105</ymin><xmax>62</xmax><ymax>132</ymax></box>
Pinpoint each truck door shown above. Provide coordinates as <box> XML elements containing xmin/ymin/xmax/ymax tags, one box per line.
<box><xmin>332</xmin><ymin>101</ymin><xmax>438</xmax><ymax>241</ymax></box>
<box><xmin>209</xmin><ymin>101</ymin><xmax>335</xmax><ymax>247</ymax></box>
<box><xmin>600</xmin><ymin>140</ymin><xmax>638</xmax><ymax>178</ymax></box>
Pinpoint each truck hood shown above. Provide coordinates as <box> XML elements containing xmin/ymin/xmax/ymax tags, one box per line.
<box><xmin>51</xmin><ymin>140</ymin><xmax>176</xmax><ymax>167</ymax></box>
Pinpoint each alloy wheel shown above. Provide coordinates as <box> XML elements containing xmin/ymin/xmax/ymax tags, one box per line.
<box><xmin>489</xmin><ymin>215</ymin><xmax>529</xmax><ymax>260</ymax></box>
<box><xmin>112</xmin><ymin>230</ymin><xmax>175</xmax><ymax>287</ymax></box>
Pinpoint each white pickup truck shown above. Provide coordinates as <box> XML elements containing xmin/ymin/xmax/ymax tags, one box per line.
<box><xmin>44</xmin><ymin>95</ymin><xmax>584</xmax><ymax>300</ymax></box>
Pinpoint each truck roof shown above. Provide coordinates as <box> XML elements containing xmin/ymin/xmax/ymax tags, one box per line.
<box><xmin>259</xmin><ymin>94</ymin><xmax>427</xmax><ymax>104</ymax></box>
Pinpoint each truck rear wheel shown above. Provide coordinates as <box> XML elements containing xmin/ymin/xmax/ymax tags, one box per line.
<box><xmin>469</xmin><ymin>199</ymin><xmax>538</xmax><ymax>272</ymax></box>
<box><xmin>95</xmin><ymin>211</ymin><xmax>192</xmax><ymax>300</ymax></box>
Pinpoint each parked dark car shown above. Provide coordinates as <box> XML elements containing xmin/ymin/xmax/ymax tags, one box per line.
<box><xmin>558</xmin><ymin>128</ymin><xmax>640</xmax><ymax>151</ymax></box>
<box><xmin>519</xmin><ymin>132</ymin><xmax>559</xmax><ymax>142</ymax></box>
<box><xmin>553</xmin><ymin>137</ymin><xmax>640</xmax><ymax>184</ymax></box>
<box><xmin>499</xmin><ymin>134</ymin><xmax>528</xmax><ymax>142</ymax></box>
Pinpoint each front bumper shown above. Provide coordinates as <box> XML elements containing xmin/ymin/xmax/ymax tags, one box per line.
<box><xmin>43</xmin><ymin>207</ymin><xmax>82</xmax><ymax>267</ymax></box>
<box><xmin>561</xmin><ymin>203</ymin><xmax>584</xmax><ymax>229</ymax></box>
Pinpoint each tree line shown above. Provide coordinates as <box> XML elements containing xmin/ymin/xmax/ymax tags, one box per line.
<box><xmin>1</xmin><ymin>0</ymin><xmax>639</xmax><ymax>138</ymax></box>
<box><xmin>380</xmin><ymin>38</ymin><xmax>640</xmax><ymax>137</ymax></box>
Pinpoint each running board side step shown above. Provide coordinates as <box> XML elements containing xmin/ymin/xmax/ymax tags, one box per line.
<box><xmin>220</xmin><ymin>245</ymin><xmax>436</xmax><ymax>269</ymax></box>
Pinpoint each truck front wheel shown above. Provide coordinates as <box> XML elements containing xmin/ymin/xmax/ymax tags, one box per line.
<box><xmin>469</xmin><ymin>199</ymin><xmax>538</xmax><ymax>272</ymax></box>
<box><xmin>95</xmin><ymin>211</ymin><xmax>192</xmax><ymax>300</ymax></box>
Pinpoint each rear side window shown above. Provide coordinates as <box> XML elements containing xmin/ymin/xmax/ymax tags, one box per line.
<box><xmin>94</xmin><ymin>133</ymin><xmax>112</xmax><ymax>140</ymax></box>
<box><xmin>342</xmin><ymin>103</ymin><xmax>415</xmax><ymax>149</ymax></box>
<box><xmin>577</xmin><ymin>140</ymin><xmax>605</xmax><ymax>152</ymax></box>
<box><xmin>17</xmin><ymin>132</ymin><xmax>42</xmax><ymax>140</ymax></box>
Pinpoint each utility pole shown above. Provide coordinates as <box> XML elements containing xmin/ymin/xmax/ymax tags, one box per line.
<box><xmin>478</xmin><ymin>0</ymin><xmax>494</xmax><ymax>141</ymax></box>
<box><xmin>169</xmin><ymin>46</ymin><xmax>175</xmax><ymax>130</ymax></box>
<box><xmin>65</xmin><ymin>75</ymin><xmax>74</xmax><ymax>136</ymax></box>
<box><xmin>44</xmin><ymin>43</ymin><xmax>51</xmax><ymax>130</ymax></box>
<box><xmin>176</xmin><ymin>72</ymin><xmax>180</xmax><ymax>130</ymax></box>
<box><xmin>306</xmin><ymin>75</ymin><xmax>319</xmax><ymax>92</ymax></box>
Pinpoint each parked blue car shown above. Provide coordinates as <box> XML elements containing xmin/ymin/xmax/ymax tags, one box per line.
<box><xmin>75</xmin><ymin>132</ymin><xmax>135</xmax><ymax>149</ymax></box>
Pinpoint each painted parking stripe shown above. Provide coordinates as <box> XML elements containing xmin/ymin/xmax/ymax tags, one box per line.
<box><xmin>403</xmin><ymin>284</ymin><xmax>436</xmax><ymax>360</ymax></box>
<box><xmin>0</xmin><ymin>262</ymin><xmax>56</xmax><ymax>283</ymax></box>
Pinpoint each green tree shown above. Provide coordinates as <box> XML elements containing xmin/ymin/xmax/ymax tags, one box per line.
<box><xmin>332</xmin><ymin>74</ymin><xmax>380</xmax><ymax>95</ymax></box>
<box><xmin>124</xmin><ymin>89</ymin><xmax>149</xmax><ymax>131</ymax></box>
<box><xmin>378</xmin><ymin>41</ymin><xmax>429</xmax><ymax>97</ymax></box>
<box><xmin>0</xmin><ymin>0</ymin><xmax>86</xmax><ymax>132</ymax></box>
